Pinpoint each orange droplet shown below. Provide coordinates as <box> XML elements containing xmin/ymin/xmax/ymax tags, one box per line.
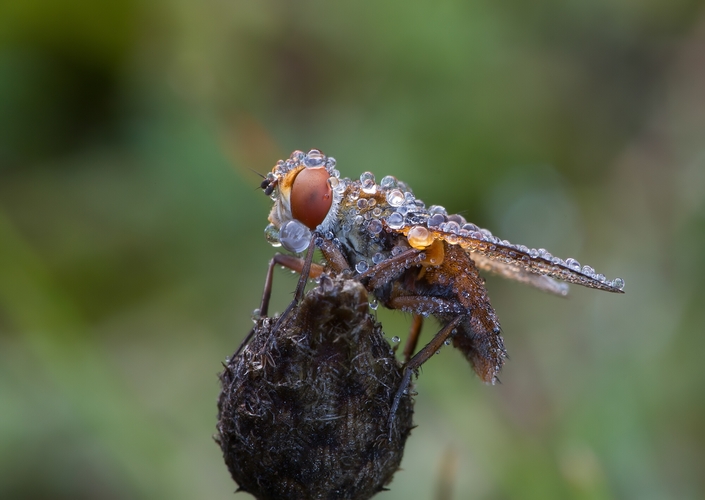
<box><xmin>407</xmin><ymin>226</ymin><xmax>434</xmax><ymax>249</ymax></box>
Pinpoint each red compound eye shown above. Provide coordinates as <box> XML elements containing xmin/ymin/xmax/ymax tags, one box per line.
<box><xmin>291</xmin><ymin>166</ymin><xmax>333</xmax><ymax>230</ymax></box>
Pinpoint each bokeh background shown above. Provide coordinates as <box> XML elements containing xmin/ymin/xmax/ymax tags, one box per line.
<box><xmin>2</xmin><ymin>1</ymin><xmax>705</xmax><ymax>499</ymax></box>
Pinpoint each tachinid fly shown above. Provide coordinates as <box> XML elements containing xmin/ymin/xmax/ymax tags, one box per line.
<box><xmin>257</xmin><ymin>149</ymin><xmax>624</xmax><ymax>421</ymax></box>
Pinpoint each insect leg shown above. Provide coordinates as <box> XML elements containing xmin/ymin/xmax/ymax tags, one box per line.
<box><xmin>389</xmin><ymin>296</ymin><xmax>466</xmax><ymax>316</ymax></box>
<box><xmin>316</xmin><ymin>237</ymin><xmax>353</xmax><ymax>273</ymax></box>
<box><xmin>389</xmin><ymin>316</ymin><xmax>463</xmax><ymax>430</ymax></box>
<box><xmin>422</xmin><ymin>245</ymin><xmax>506</xmax><ymax>383</ymax></box>
<box><xmin>272</xmin><ymin>234</ymin><xmax>321</xmax><ymax>333</ymax></box>
<box><xmin>357</xmin><ymin>248</ymin><xmax>424</xmax><ymax>290</ymax></box>
<box><xmin>235</xmin><ymin>238</ymin><xmax>324</xmax><ymax>356</ymax></box>
<box><xmin>402</xmin><ymin>315</ymin><xmax>424</xmax><ymax>363</ymax></box>
<box><xmin>259</xmin><ymin>253</ymin><xmax>326</xmax><ymax>317</ymax></box>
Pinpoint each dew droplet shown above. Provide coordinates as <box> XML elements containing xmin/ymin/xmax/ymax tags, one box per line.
<box><xmin>355</xmin><ymin>261</ymin><xmax>369</xmax><ymax>273</ymax></box>
<box><xmin>429</xmin><ymin>205</ymin><xmax>447</xmax><ymax>216</ymax></box>
<box><xmin>372</xmin><ymin>252</ymin><xmax>386</xmax><ymax>264</ymax></box>
<box><xmin>445</xmin><ymin>221</ymin><xmax>460</xmax><ymax>234</ymax></box>
<box><xmin>444</xmin><ymin>339</ymin><xmax>451</xmax><ymax>346</ymax></box>
<box><xmin>264</xmin><ymin>223</ymin><xmax>281</xmax><ymax>247</ymax></box>
<box><xmin>368</xmin><ymin>219</ymin><xmax>383</xmax><ymax>235</ymax></box>
<box><xmin>611</xmin><ymin>277</ymin><xmax>625</xmax><ymax>290</ymax></box>
<box><xmin>333</xmin><ymin>178</ymin><xmax>346</xmax><ymax>193</ymax></box>
<box><xmin>565</xmin><ymin>258</ymin><xmax>581</xmax><ymax>271</ymax></box>
<box><xmin>304</xmin><ymin>149</ymin><xmax>325</xmax><ymax>167</ymax></box>
<box><xmin>447</xmin><ymin>214</ymin><xmax>467</xmax><ymax>225</ymax></box>
<box><xmin>391</xmin><ymin>336</ymin><xmax>400</xmax><ymax>343</ymax></box>
<box><xmin>386</xmin><ymin>212</ymin><xmax>405</xmax><ymax>230</ymax></box>
<box><xmin>386</xmin><ymin>189</ymin><xmax>405</xmax><ymax>207</ymax></box>
<box><xmin>357</xmin><ymin>198</ymin><xmax>368</xmax><ymax>210</ymax></box>
<box><xmin>369</xmin><ymin>299</ymin><xmax>379</xmax><ymax>310</ymax></box>
<box><xmin>325</xmin><ymin>156</ymin><xmax>337</xmax><ymax>169</ymax></box>
<box><xmin>251</xmin><ymin>308</ymin><xmax>261</xmax><ymax>320</ymax></box>
<box><xmin>360</xmin><ymin>171</ymin><xmax>377</xmax><ymax>194</ymax></box>
<box><xmin>427</xmin><ymin>214</ymin><xmax>445</xmax><ymax>227</ymax></box>
<box><xmin>581</xmin><ymin>265</ymin><xmax>595</xmax><ymax>276</ymax></box>
<box><xmin>279</xmin><ymin>219</ymin><xmax>311</xmax><ymax>253</ymax></box>
<box><xmin>407</xmin><ymin>225</ymin><xmax>434</xmax><ymax>249</ymax></box>
<box><xmin>380</xmin><ymin>175</ymin><xmax>397</xmax><ymax>189</ymax></box>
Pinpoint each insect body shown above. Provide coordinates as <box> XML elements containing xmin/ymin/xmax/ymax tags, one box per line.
<box><xmin>259</xmin><ymin>149</ymin><xmax>624</xmax><ymax>415</ymax></box>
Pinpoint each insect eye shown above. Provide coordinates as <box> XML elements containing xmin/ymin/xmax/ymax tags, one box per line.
<box><xmin>291</xmin><ymin>166</ymin><xmax>333</xmax><ymax>230</ymax></box>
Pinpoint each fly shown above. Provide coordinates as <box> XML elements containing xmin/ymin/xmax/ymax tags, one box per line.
<box><xmin>251</xmin><ymin>149</ymin><xmax>624</xmax><ymax>424</ymax></box>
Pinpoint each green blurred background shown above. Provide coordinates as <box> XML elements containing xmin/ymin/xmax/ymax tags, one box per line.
<box><xmin>2</xmin><ymin>1</ymin><xmax>705</xmax><ymax>498</ymax></box>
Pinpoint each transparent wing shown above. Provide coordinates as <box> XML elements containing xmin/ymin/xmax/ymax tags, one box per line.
<box><xmin>468</xmin><ymin>252</ymin><xmax>570</xmax><ymax>296</ymax></box>
<box><xmin>424</xmin><ymin>226</ymin><xmax>625</xmax><ymax>294</ymax></box>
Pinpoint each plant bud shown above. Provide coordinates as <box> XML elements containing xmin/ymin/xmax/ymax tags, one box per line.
<box><xmin>216</xmin><ymin>277</ymin><xmax>414</xmax><ymax>500</ymax></box>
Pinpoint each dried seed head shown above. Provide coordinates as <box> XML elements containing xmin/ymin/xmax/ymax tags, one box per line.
<box><xmin>216</xmin><ymin>277</ymin><xmax>414</xmax><ymax>500</ymax></box>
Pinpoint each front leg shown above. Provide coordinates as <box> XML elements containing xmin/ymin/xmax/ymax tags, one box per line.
<box><xmin>259</xmin><ymin>252</ymin><xmax>326</xmax><ymax>318</ymax></box>
<box><xmin>236</xmin><ymin>235</ymin><xmax>324</xmax><ymax>356</ymax></box>
<box><xmin>272</xmin><ymin>234</ymin><xmax>320</xmax><ymax>333</ymax></box>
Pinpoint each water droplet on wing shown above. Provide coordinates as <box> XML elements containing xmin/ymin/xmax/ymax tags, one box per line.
<box><xmin>565</xmin><ymin>258</ymin><xmax>581</xmax><ymax>271</ymax></box>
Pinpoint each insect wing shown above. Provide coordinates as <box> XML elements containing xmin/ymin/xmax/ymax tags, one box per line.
<box><xmin>467</xmin><ymin>252</ymin><xmax>570</xmax><ymax>296</ymax></box>
<box><xmin>424</xmin><ymin>226</ymin><xmax>625</xmax><ymax>294</ymax></box>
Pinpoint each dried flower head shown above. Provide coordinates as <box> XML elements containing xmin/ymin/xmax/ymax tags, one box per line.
<box><xmin>216</xmin><ymin>276</ymin><xmax>414</xmax><ymax>500</ymax></box>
